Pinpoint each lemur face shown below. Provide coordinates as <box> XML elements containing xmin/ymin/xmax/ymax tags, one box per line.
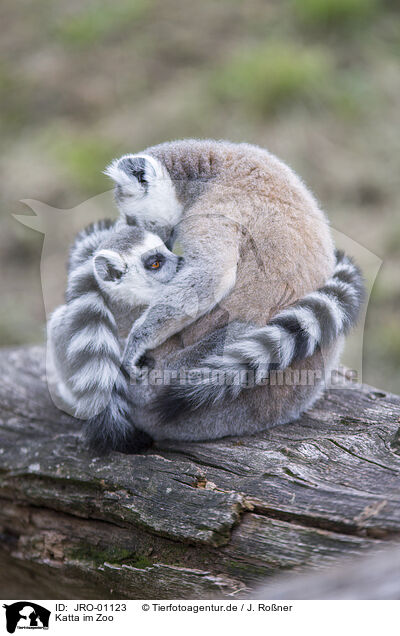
<box><xmin>93</xmin><ymin>226</ymin><xmax>182</xmax><ymax>307</ymax></box>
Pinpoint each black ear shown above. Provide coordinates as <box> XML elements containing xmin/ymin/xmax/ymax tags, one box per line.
<box><xmin>116</xmin><ymin>155</ymin><xmax>156</xmax><ymax>191</ymax></box>
<box><xmin>119</xmin><ymin>157</ymin><xmax>146</xmax><ymax>184</ymax></box>
<box><xmin>94</xmin><ymin>251</ymin><xmax>125</xmax><ymax>282</ymax></box>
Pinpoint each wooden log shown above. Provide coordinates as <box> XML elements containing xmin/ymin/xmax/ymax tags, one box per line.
<box><xmin>0</xmin><ymin>346</ymin><xmax>399</xmax><ymax>599</ymax></box>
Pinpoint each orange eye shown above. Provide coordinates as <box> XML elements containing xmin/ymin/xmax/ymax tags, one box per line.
<box><xmin>144</xmin><ymin>254</ymin><xmax>164</xmax><ymax>271</ymax></box>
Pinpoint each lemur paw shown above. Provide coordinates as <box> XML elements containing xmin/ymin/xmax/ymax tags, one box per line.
<box><xmin>122</xmin><ymin>350</ymin><xmax>150</xmax><ymax>381</ymax></box>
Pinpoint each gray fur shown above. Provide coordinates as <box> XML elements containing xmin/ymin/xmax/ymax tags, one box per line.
<box><xmin>105</xmin><ymin>140</ymin><xmax>337</xmax><ymax>376</ymax></box>
<box><xmin>47</xmin><ymin>220</ymin><xmax>179</xmax><ymax>453</ymax></box>
<box><xmin>49</xmin><ymin>140</ymin><xmax>365</xmax><ymax>452</ymax></box>
<box><xmin>49</xmin><ymin>226</ymin><xmax>359</xmax><ymax>452</ymax></box>
<box><xmin>98</xmin><ymin>140</ymin><xmax>365</xmax><ymax>450</ymax></box>
<box><xmin>50</xmin><ymin>225</ymin><xmax>361</xmax><ymax>450</ymax></box>
<box><xmin>153</xmin><ymin>250</ymin><xmax>364</xmax><ymax>419</ymax></box>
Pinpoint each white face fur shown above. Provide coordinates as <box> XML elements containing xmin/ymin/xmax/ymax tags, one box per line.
<box><xmin>105</xmin><ymin>153</ymin><xmax>183</xmax><ymax>228</ymax></box>
<box><xmin>93</xmin><ymin>231</ymin><xmax>181</xmax><ymax>307</ymax></box>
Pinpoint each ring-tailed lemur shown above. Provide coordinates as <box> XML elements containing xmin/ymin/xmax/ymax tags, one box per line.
<box><xmin>47</xmin><ymin>219</ymin><xmax>182</xmax><ymax>452</ymax></box>
<box><xmin>50</xmin><ymin>220</ymin><xmax>363</xmax><ymax>451</ymax></box>
<box><xmin>106</xmin><ymin>139</ymin><xmax>338</xmax><ymax>376</ymax></box>
<box><xmin>49</xmin><ymin>139</ymin><xmax>364</xmax><ymax>452</ymax></box>
<box><xmin>104</xmin><ymin>140</ymin><xmax>364</xmax><ymax>426</ymax></box>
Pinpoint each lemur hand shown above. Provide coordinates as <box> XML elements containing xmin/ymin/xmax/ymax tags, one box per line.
<box><xmin>122</xmin><ymin>291</ymin><xmax>201</xmax><ymax>381</ymax></box>
<box><xmin>121</xmin><ymin>322</ymin><xmax>150</xmax><ymax>379</ymax></box>
<box><xmin>122</xmin><ymin>344</ymin><xmax>145</xmax><ymax>380</ymax></box>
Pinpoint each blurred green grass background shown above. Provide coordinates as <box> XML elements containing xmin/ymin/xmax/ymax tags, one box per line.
<box><xmin>0</xmin><ymin>0</ymin><xmax>399</xmax><ymax>391</ymax></box>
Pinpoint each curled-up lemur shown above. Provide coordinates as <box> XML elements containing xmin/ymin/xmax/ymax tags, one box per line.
<box><xmin>47</xmin><ymin>220</ymin><xmax>181</xmax><ymax>452</ymax></box>
<box><xmin>48</xmin><ymin>140</ymin><xmax>364</xmax><ymax>452</ymax></box>
<box><xmin>106</xmin><ymin>139</ymin><xmax>364</xmax><ymax>445</ymax></box>
<box><xmin>48</xmin><ymin>220</ymin><xmax>363</xmax><ymax>452</ymax></box>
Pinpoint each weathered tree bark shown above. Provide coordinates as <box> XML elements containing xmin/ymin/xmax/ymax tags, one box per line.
<box><xmin>0</xmin><ymin>346</ymin><xmax>399</xmax><ymax>599</ymax></box>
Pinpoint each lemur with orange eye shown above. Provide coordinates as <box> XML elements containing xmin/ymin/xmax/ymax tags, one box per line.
<box><xmin>47</xmin><ymin>219</ymin><xmax>182</xmax><ymax>452</ymax></box>
<box><xmin>48</xmin><ymin>139</ymin><xmax>364</xmax><ymax>453</ymax></box>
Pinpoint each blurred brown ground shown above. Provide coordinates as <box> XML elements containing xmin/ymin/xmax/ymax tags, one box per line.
<box><xmin>0</xmin><ymin>0</ymin><xmax>399</xmax><ymax>392</ymax></box>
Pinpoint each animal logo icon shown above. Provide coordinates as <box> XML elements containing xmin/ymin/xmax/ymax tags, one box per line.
<box><xmin>3</xmin><ymin>602</ymin><xmax>50</xmax><ymax>634</ymax></box>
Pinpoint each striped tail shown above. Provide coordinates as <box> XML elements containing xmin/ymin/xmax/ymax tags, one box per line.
<box><xmin>155</xmin><ymin>250</ymin><xmax>365</xmax><ymax>421</ymax></box>
<box><xmin>60</xmin><ymin>221</ymin><xmax>150</xmax><ymax>453</ymax></box>
<box><xmin>83</xmin><ymin>367</ymin><xmax>152</xmax><ymax>454</ymax></box>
